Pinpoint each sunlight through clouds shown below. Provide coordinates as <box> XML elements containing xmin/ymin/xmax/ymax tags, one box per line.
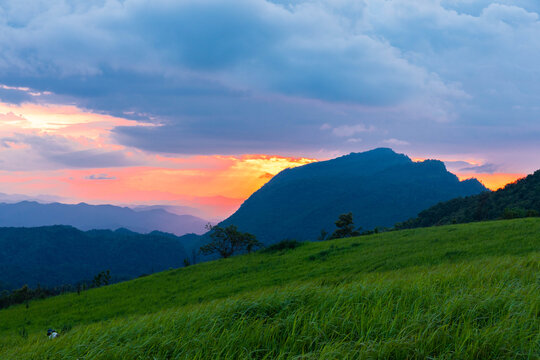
<box><xmin>0</xmin><ymin>0</ymin><xmax>538</xmax><ymax>217</ymax></box>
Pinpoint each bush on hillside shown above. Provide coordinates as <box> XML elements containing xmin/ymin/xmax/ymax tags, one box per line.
<box><xmin>261</xmin><ymin>239</ymin><xmax>304</xmax><ymax>253</ymax></box>
<box><xmin>526</xmin><ymin>209</ymin><xmax>540</xmax><ymax>217</ymax></box>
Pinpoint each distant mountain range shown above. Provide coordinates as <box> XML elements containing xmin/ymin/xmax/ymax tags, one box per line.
<box><xmin>0</xmin><ymin>226</ymin><xmax>189</xmax><ymax>291</ymax></box>
<box><xmin>397</xmin><ymin>169</ymin><xmax>540</xmax><ymax>228</ymax></box>
<box><xmin>0</xmin><ymin>201</ymin><xmax>208</xmax><ymax>236</ymax></box>
<box><xmin>219</xmin><ymin>148</ymin><xmax>487</xmax><ymax>244</ymax></box>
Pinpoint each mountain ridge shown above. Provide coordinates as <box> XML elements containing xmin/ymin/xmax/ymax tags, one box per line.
<box><xmin>219</xmin><ymin>148</ymin><xmax>487</xmax><ymax>244</ymax></box>
<box><xmin>396</xmin><ymin>169</ymin><xmax>540</xmax><ymax>228</ymax></box>
<box><xmin>0</xmin><ymin>201</ymin><xmax>208</xmax><ymax>236</ymax></box>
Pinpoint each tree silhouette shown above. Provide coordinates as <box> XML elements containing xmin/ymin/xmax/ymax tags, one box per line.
<box><xmin>330</xmin><ymin>212</ymin><xmax>361</xmax><ymax>239</ymax></box>
<box><xmin>200</xmin><ymin>224</ymin><xmax>261</xmax><ymax>258</ymax></box>
<box><xmin>92</xmin><ymin>270</ymin><xmax>111</xmax><ymax>288</ymax></box>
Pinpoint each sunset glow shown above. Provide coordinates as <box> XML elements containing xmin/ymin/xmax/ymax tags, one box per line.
<box><xmin>0</xmin><ymin>101</ymin><xmax>141</xmax><ymax>134</ymax></box>
<box><xmin>0</xmin><ymin>93</ymin><xmax>527</xmax><ymax>219</ymax></box>
<box><xmin>0</xmin><ymin>0</ymin><xmax>538</xmax><ymax>222</ymax></box>
<box><xmin>0</xmin><ymin>97</ymin><xmax>321</xmax><ymax>219</ymax></box>
<box><xmin>456</xmin><ymin>173</ymin><xmax>526</xmax><ymax>192</ymax></box>
<box><xmin>413</xmin><ymin>157</ymin><xmax>525</xmax><ymax>191</ymax></box>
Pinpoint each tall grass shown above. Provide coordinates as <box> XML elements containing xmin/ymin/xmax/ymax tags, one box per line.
<box><xmin>0</xmin><ymin>218</ymin><xmax>539</xmax><ymax>359</ymax></box>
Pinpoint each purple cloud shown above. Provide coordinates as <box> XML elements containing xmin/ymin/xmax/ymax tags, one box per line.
<box><xmin>85</xmin><ymin>174</ymin><xmax>116</xmax><ymax>180</ymax></box>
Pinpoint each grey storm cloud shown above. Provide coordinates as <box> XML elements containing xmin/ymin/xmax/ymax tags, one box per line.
<box><xmin>0</xmin><ymin>0</ymin><xmax>539</xmax><ymax>163</ymax></box>
<box><xmin>0</xmin><ymin>87</ymin><xmax>34</xmax><ymax>104</ymax></box>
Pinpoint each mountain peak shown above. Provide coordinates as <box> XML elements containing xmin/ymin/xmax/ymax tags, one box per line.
<box><xmin>343</xmin><ymin>147</ymin><xmax>407</xmax><ymax>160</ymax></box>
<box><xmin>358</xmin><ymin>147</ymin><xmax>397</xmax><ymax>155</ymax></box>
<box><xmin>417</xmin><ymin>159</ymin><xmax>447</xmax><ymax>171</ymax></box>
<box><xmin>222</xmin><ymin>149</ymin><xmax>486</xmax><ymax>244</ymax></box>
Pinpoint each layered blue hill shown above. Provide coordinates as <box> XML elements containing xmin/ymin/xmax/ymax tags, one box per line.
<box><xmin>0</xmin><ymin>201</ymin><xmax>207</xmax><ymax>236</ymax></box>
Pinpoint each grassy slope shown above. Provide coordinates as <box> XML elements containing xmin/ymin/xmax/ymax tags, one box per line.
<box><xmin>0</xmin><ymin>219</ymin><xmax>538</xmax><ymax>359</ymax></box>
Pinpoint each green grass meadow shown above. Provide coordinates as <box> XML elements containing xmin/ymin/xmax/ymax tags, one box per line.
<box><xmin>0</xmin><ymin>218</ymin><xmax>539</xmax><ymax>359</ymax></box>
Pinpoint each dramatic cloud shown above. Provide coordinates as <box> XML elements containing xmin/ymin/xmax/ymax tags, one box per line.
<box><xmin>0</xmin><ymin>0</ymin><xmax>538</xmax><ymax>213</ymax></box>
<box><xmin>5</xmin><ymin>0</ymin><xmax>537</xmax><ymax>156</ymax></box>
<box><xmin>0</xmin><ymin>100</ymin><xmax>147</xmax><ymax>170</ymax></box>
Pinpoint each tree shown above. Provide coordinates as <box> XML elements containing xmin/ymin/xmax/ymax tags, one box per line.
<box><xmin>245</xmin><ymin>234</ymin><xmax>263</xmax><ymax>253</ymax></box>
<box><xmin>200</xmin><ymin>224</ymin><xmax>261</xmax><ymax>258</ymax></box>
<box><xmin>330</xmin><ymin>212</ymin><xmax>361</xmax><ymax>239</ymax></box>
<box><xmin>317</xmin><ymin>229</ymin><xmax>328</xmax><ymax>241</ymax></box>
<box><xmin>190</xmin><ymin>249</ymin><xmax>199</xmax><ymax>265</ymax></box>
<box><xmin>92</xmin><ymin>270</ymin><xmax>111</xmax><ymax>288</ymax></box>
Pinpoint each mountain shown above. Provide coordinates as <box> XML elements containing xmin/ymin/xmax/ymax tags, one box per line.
<box><xmin>131</xmin><ymin>204</ymin><xmax>208</xmax><ymax>218</ymax></box>
<box><xmin>0</xmin><ymin>192</ymin><xmax>66</xmax><ymax>204</ymax></box>
<box><xmin>396</xmin><ymin>169</ymin><xmax>540</xmax><ymax>228</ymax></box>
<box><xmin>0</xmin><ymin>225</ymin><xmax>188</xmax><ymax>290</ymax></box>
<box><xmin>219</xmin><ymin>148</ymin><xmax>487</xmax><ymax>244</ymax></box>
<box><xmin>1</xmin><ymin>218</ymin><xmax>538</xmax><ymax>358</ymax></box>
<box><xmin>0</xmin><ymin>201</ymin><xmax>208</xmax><ymax>236</ymax></box>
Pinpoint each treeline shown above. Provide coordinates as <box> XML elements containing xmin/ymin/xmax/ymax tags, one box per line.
<box><xmin>395</xmin><ymin>170</ymin><xmax>540</xmax><ymax>229</ymax></box>
<box><xmin>1</xmin><ymin>284</ymin><xmax>73</xmax><ymax>310</ymax></box>
<box><xmin>0</xmin><ymin>270</ymin><xmax>113</xmax><ymax>310</ymax></box>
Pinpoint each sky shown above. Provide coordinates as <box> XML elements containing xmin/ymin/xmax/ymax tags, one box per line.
<box><xmin>0</xmin><ymin>0</ymin><xmax>539</xmax><ymax>220</ymax></box>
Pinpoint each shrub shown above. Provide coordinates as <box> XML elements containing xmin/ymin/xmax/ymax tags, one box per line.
<box><xmin>262</xmin><ymin>239</ymin><xmax>304</xmax><ymax>253</ymax></box>
<box><xmin>526</xmin><ymin>209</ymin><xmax>539</xmax><ymax>217</ymax></box>
<box><xmin>502</xmin><ymin>208</ymin><xmax>526</xmax><ymax>219</ymax></box>
<box><xmin>329</xmin><ymin>213</ymin><xmax>361</xmax><ymax>239</ymax></box>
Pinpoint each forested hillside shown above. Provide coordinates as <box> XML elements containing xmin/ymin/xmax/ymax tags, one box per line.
<box><xmin>0</xmin><ymin>226</ymin><xmax>188</xmax><ymax>290</ymax></box>
<box><xmin>397</xmin><ymin>170</ymin><xmax>540</xmax><ymax>228</ymax></box>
